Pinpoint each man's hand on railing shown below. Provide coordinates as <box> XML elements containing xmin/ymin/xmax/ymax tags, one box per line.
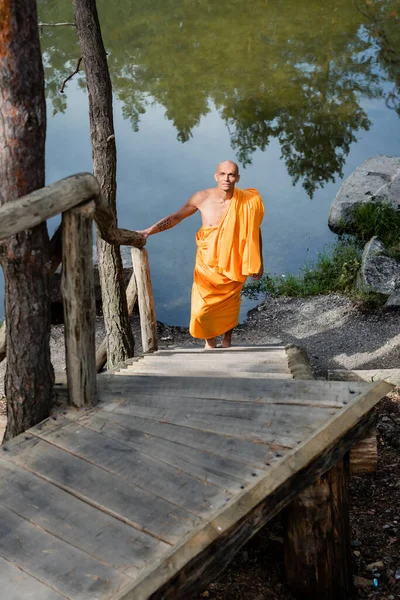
<box><xmin>136</xmin><ymin>229</ymin><xmax>151</xmax><ymax>240</ymax></box>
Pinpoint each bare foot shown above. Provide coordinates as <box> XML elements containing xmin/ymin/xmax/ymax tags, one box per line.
<box><xmin>221</xmin><ymin>330</ymin><xmax>233</xmax><ymax>348</ymax></box>
<box><xmin>205</xmin><ymin>337</ymin><xmax>217</xmax><ymax>349</ymax></box>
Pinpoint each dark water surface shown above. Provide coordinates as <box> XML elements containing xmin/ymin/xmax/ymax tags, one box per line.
<box><xmin>2</xmin><ymin>0</ymin><xmax>399</xmax><ymax>325</ymax></box>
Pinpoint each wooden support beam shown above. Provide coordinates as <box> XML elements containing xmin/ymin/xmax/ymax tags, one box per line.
<box><xmin>0</xmin><ymin>173</ymin><xmax>99</xmax><ymax>241</ymax></box>
<box><xmin>349</xmin><ymin>428</ymin><xmax>377</xmax><ymax>475</ymax></box>
<box><xmin>95</xmin><ymin>271</ymin><xmax>138</xmax><ymax>372</ymax></box>
<box><xmin>131</xmin><ymin>248</ymin><xmax>158</xmax><ymax>354</ymax></box>
<box><xmin>284</xmin><ymin>459</ymin><xmax>352</xmax><ymax>600</ymax></box>
<box><xmin>61</xmin><ymin>201</ymin><xmax>97</xmax><ymax>407</ymax></box>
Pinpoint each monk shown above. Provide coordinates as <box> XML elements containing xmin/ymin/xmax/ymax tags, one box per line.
<box><xmin>138</xmin><ymin>160</ymin><xmax>264</xmax><ymax>349</ymax></box>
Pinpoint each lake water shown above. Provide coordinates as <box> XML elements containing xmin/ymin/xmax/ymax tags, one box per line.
<box><xmin>1</xmin><ymin>0</ymin><xmax>399</xmax><ymax>326</ymax></box>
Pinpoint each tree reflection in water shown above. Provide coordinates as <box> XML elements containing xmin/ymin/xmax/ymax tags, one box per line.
<box><xmin>39</xmin><ymin>0</ymin><xmax>400</xmax><ymax>197</ymax></box>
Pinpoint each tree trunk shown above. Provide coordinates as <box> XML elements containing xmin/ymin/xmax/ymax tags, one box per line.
<box><xmin>0</xmin><ymin>0</ymin><xmax>54</xmax><ymax>440</ymax></box>
<box><xmin>73</xmin><ymin>0</ymin><xmax>135</xmax><ymax>368</ymax></box>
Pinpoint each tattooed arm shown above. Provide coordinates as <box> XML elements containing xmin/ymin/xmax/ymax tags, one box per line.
<box><xmin>137</xmin><ymin>194</ymin><xmax>200</xmax><ymax>239</ymax></box>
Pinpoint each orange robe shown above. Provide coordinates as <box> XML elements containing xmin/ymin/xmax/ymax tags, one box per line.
<box><xmin>189</xmin><ymin>188</ymin><xmax>264</xmax><ymax>339</ymax></box>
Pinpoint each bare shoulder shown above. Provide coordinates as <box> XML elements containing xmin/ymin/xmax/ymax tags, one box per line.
<box><xmin>187</xmin><ymin>188</ymin><xmax>213</xmax><ymax>207</ymax></box>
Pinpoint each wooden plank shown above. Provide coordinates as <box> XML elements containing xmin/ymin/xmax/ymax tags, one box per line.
<box><xmin>76</xmin><ymin>413</ymin><xmax>267</xmax><ymax>491</ymax></box>
<box><xmin>97</xmin><ymin>374</ymin><xmax>370</xmax><ymax>405</ymax></box>
<box><xmin>2</xmin><ymin>435</ymin><xmax>202</xmax><ymax>545</ymax></box>
<box><xmin>114</xmin><ymin>369</ymin><xmax>294</xmax><ymax>380</ymax></box>
<box><xmin>153</xmin><ymin>346</ymin><xmax>287</xmax><ymax>355</ymax></box>
<box><xmin>103</xmin><ymin>401</ymin><xmax>337</xmax><ymax>439</ymax></box>
<box><xmin>143</xmin><ymin>352</ymin><xmax>288</xmax><ymax>363</ymax></box>
<box><xmin>61</xmin><ymin>200</ymin><xmax>97</xmax><ymax>407</ymax></box>
<box><xmin>0</xmin><ymin>173</ymin><xmax>99</xmax><ymax>242</ymax></box>
<box><xmin>126</xmin><ymin>360</ymin><xmax>291</xmax><ymax>373</ymax></box>
<box><xmin>0</xmin><ymin>503</ymin><xmax>130</xmax><ymax>600</ymax></box>
<box><xmin>79</xmin><ymin>409</ymin><xmax>295</xmax><ymax>469</ymax></box>
<box><xmin>99</xmin><ymin>385</ymin><xmax>347</xmax><ymax>411</ymax></box>
<box><xmin>102</xmin><ymin>391</ymin><xmax>343</xmax><ymax>414</ymax></box>
<box><xmin>131</xmin><ymin>247</ymin><xmax>158</xmax><ymax>353</ymax></box>
<box><xmin>0</xmin><ymin>457</ymin><xmax>168</xmax><ymax>578</ymax></box>
<box><xmin>0</xmin><ymin>555</ymin><xmax>67</xmax><ymax>600</ymax></box>
<box><xmin>121</xmin><ymin>381</ymin><xmax>391</xmax><ymax>600</ymax></box>
<box><xmin>30</xmin><ymin>418</ymin><xmax>235</xmax><ymax>516</ymax></box>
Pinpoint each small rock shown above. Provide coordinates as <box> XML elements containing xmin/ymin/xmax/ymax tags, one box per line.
<box><xmin>388</xmin><ymin>595</ymin><xmax>395</xmax><ymax>600</ymax></box>
<box><xmin>366</xmin><ymin>561</ymin><xmax>384</xmax><ymax>571</ymax></box>
<box><xmin>395</xmin><ymin>568</ymin><xmax>400</xmax><ymax>580</ymax></box>
<box><xmin>353</xmin><ymin>575</ymin><xmax>373</xmax><ymax>589</ymax></box>
<box><xmin>200</xmin><ymin>592</ymin><xmax>209</xmax><ymax>598</ymax></box>
<box><xmin>350</xmin><ymin>539</ymin><xmax>362</xmax><ymax>548</ymax></box>
<box><xmin>353</xmin><ymin>550</ymin><xmax>361</xmax><ymax>557</ymax></box>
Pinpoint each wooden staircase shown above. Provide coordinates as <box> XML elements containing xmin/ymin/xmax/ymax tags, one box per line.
<box><xmin>0</xmin><ymin>344</ymin><xmax>392</xmax><ymax>600</ymax></box>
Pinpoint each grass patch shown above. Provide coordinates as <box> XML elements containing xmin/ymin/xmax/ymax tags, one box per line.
<box><xmin>348</xmin><ymin>201</ymin><xmax>400</xmax><ymax>249</ymax></box>
<box><xmin>244</xmin><ymin>201</ymin><xmax>400</xmax><ymax>306</ymax></box>
<box><xmin>243</xmin><ymin>238</ymin><xmax>362</xmax><ymax>300</ymax></box>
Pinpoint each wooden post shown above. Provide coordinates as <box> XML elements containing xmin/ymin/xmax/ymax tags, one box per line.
<box><xmin>61</xmin><ymin>201</ymin><xmax>97</xmax><ymax>407</ymax></box>
<box><xmin>284</xmin><ymin>459</ymin><xmax>352</xmax><ymax>600</ymax></box>
<box><xmin>95</xmin><ymin>270</ymin><xmax>138</xmax><ymax>372</ymax></box>
<box><xmin>131</xmin><ymin>248</ymin><xmax>158</xmax><ymax>353</ymax></box>
<box><xmin>349</xmin><ymin>428</ymin><xmax>377</xmax><ymax>474</ymax></box>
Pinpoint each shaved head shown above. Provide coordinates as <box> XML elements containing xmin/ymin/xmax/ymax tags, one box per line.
<box><xmin>216</xmin><ymin>160</ymin><xmax>239</xmax><ymax>175</ymax></box>
<box><xmin>214</xmin><ymin>160</ymin><xmax>240</xmax><ymax>196</ymax></box>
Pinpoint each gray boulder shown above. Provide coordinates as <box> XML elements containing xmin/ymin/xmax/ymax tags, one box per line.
<box><xmin>328</xmin><ymin>155</ymin><xmax>400</xmax><ymax>232</ymax></box>
<box><xmin>356</xmin><ymin>236</ymin><xmax>400</xmax><ymax>295</ymax></box>
<box><xmin>385</xmin><ymin>289</ymin><xmax>400</xmax><ymax>309</ymax></box>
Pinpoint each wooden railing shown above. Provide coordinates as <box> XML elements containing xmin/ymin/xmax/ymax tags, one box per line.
<box><xmin>0</xmin><ymin>172</ymin><xmax>157</xmax><ymax>408</ymax></box>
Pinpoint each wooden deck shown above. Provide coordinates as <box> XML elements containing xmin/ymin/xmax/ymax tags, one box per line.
<box><xmin>0</xmin><ymin>345</ymin><xmax>392</xmax><ymax>599</ymax></box>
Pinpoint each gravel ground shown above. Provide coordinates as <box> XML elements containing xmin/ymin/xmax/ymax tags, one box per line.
<box><xmin>1</xmin><ymin>293</ymin><xmax>399</xmax><ymax>396</ymax></box>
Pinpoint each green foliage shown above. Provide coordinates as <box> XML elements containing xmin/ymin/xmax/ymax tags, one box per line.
<box><xmin>244</xmin><ymin>199</ymin><xmax>400</xmax><ymax>305</ymax></box>
<box><xmin>243</xmin><ymin>238</ymin><xmax>362</xmax><ymax>300</ymax></box>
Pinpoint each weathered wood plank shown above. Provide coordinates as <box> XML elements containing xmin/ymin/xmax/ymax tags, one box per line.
<box><xmin>131</xmin><ymin>248</ymin><xmax>157</xmax><ymax>353</ymax></box>
<box><xmin>0</xmin><ymin>555</ymin><xmax>67</xmax><ymax>600</ymax></box>
<box><xmin>79</xmin><ymin>409</ymin><xmax>294</xmax><ymax>469</ymax></box>
<box><xmin>30</xmin><ymin>418</ymin><xmax>235</xmax><ymax>516</ymax></box>
<box><xmin>0</xmin><ymin>457</ymin><xmax>168</xmax><ymax>578</ymax></box>
<box><xmin>125</xmin><ymin>382</ymin><xmax>391</xmax><ymax>600</ymax></box>
<box><xmin>99</xmin><ymin>385</ymin><xmax>348</xmax><ymax>411</ymax></box>
<box><xmin>114</xmin><ymin>369</ymin><xmax>294</xmax><ymax>380</ymax></box>
<box><xmin>97</xmin><ymin>374</ymin><xmax>370</xmax><ymax>405</ymax></box>
<box><xmin>153</xmin><ymin>346</ymin><xmax>287</xmax><ymax>355</ymax></box>
<box><xmin>104</xmin><ymin>401</ymin><xmax>337</xmax><ymax>439</ymax></box>
<box><xmin>126</xmin><ymin>360</ymin><xmax>291</xmax><ymax>373</ymax></box>
<box><xmin>2</xmin><ymin>435</ymin><xmax>202</xmax><ymax>545</ymax></box>
<box><xmin>0</xmin><ymin>503</ymin><xmax>131</xmax><ymax>600</ymax></box>
<box><xmin>103</xmin><ymin>392</ymin><xmax>342</xmax><ymax>415</ymax></box>
<box><xmin>61</xmin><ymin>200</ymin><xmax>97</xmax><ymax>407</ymax></box>
<box><xmin>0</xmin><ymin>173</ymin><xmax>99</xmax><ymax>241</ymax></box>
<box><xmin>144</xmin><ymin>351</ymin><xmax>288</xmax><ymax>363</ymax></box>
<box><xmin>76</xmin><ymin>413</ymin><xmax>267</xmax><ymax>491</ymax></box>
